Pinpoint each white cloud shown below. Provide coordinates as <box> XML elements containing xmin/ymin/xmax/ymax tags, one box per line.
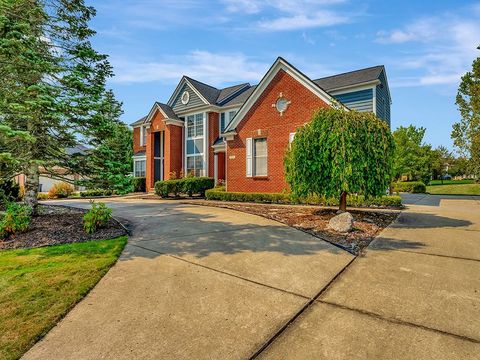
<box><xmin>257</xmin><ymin>11</ymin><xmax>348</xmax><ymax>31</ymax></box>
<box><xmin>377</xmin><ymin>7</ymin><xmax>480</xmax><ymax>87</ymax></box>
<box><xmin>111</xmin><ymin>51</ymin><xmax>269</xmax><ymax>85</ymax></box>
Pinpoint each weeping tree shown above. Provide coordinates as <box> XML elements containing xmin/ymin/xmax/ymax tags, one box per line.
<box><xmin>0</xmin><ymin>0</ymin><xmax>122</xmax><ymax>213</ymax></box>
<box><xmin>285</xmin><ymin>108</ymin><xmax>395</xmax><ymax>211</ymax></box>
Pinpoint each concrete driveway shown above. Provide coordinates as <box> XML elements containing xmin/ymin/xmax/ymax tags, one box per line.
<box><xmin>23</xmin><ymin>195</ymin><xmax>480</xmax><ymax>359</ymax></box>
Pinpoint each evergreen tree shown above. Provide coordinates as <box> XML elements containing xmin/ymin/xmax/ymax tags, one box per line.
<box><xmin>0</xmin><ymin>0</ymin><xmax>122</xmax><ymax>212</ymax></box>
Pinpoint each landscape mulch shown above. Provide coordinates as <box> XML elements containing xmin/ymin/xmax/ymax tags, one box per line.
<box><xmin>0</xmin><ymin>205</ymin><xmax>127</xmax><ymax>250</ymax></box>
<box><xmin>187</xmin><ymin>200</ymin><xmax>400</xmax><ymax>255</ymax></box>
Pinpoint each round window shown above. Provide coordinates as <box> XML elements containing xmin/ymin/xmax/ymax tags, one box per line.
<box><xmin>275</xmin><ymin>97</ymin><xmax>289</xmax><ymax>114</ymax></box>
<box><xmin>181</xmin><ymin>91</ymin><xmax>190</xmax><ymax>105</ymax></box>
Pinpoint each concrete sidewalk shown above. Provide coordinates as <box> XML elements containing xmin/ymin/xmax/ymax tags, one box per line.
<box><xmin>259</xmin><ymin>195</ymin><xmax>480</xmax><ymax>359</ymax></box>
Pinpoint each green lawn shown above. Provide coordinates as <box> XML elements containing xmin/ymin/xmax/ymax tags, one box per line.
<box><xmin>427</xmin><ymin>183</ymin><xmax>480</xmax><ymax>195</ymax></box>
<box><xmin>0</xmin><ymin>237</ymin><xmax>127</xmax><ymax>360</ymax></box>
<box><xmin>429</xmin><ymin>179</ymin><xmax>475</xmax><ymax>186</ymax></box>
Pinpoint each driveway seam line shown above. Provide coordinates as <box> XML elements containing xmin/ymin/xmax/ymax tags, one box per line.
<box><xmin>248</xmin><ymin>256</ymin><xmax>358</xmax><ymax>359</ymax></box>
<box><xmin>376</xmin><ymin>248</ymin><xmax>480</xmax><ymax>263</ymax></box>
<box><xmin>318</xmin><ymin>300</ymin><xmax>480</xmax><ymax>344</ymax></box>
<box><xmin>131</xmin><ymin>225</ymin><xmax>262</xmax><ymax>243</ymax></box>
<box><xmin>129</xmin><ymin>243</ymin><xmax>310</xmax><ymax>300</ymax></box>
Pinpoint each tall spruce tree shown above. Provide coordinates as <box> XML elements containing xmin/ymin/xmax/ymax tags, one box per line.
<box><xmin>0</xmin><ymin>0</ymin><xmax>122</xmax><ymax>212</ymax></box>
<box><xmin>452</xmin><ymin>55</ymin><xmax>480</xmax><ymax>179</ymax></box>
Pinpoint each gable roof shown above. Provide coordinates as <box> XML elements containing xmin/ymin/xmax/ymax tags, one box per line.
<box><xmin>217</xmin><ymin>83</ymin><xmax>250</xmax><ymax>105</ymax></box>
<box><xmin>313</xmin><ymin>65</ymin><xmax>384</xmax><ymax>91</ymax></box>
<box><xmin>221</xmin><ymin>85</ymin><xmax>257</xmax><ymax>107</ymax></box>
<box><xmin>184</xmin><ymin>76</ymin><xmax>221</xmax><ymax>104</ymax></box>
<box><xmin>130</xmin><ymin>116</ymin><xmax>147</xmax><ymax>127</ymax></box>
<box><xmin>223</xmin><ymin>57</ymin><xmax>345</xmax><ymax>134</ymax></box>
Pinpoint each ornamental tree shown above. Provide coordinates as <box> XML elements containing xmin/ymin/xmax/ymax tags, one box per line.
<box><xmin>284</xmin><ymin>108</ymin><xmax>395</xmax><ymax>211</ymax></box>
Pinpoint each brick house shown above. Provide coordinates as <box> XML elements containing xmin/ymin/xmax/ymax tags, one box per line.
<box><xmin>131</xmin><ymin>57</ymin><xmax>391</xmax><ymax>193</ymax></box>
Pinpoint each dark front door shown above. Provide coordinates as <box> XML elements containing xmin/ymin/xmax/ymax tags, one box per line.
<box><xmin>153</xmin><ymin>131</ymin><xmax>164</xmax><ymax>182</ymax></box>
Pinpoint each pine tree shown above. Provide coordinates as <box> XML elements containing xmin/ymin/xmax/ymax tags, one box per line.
<box><xmin>0</xmin><ymin>0</ymin><xmax>122</xmax><ymax>212</ymax></box>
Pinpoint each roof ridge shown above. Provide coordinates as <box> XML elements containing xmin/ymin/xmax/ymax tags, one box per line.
<box><xmin>184</xmin><ymin>76</ymin><xmax>219</xmax><ymax>91</ymax></box>
<box><xmin>314</xmin><ymin>65</ymin><xmax>384</xmax><ymax>81</ymax></box>
<box><xmin>220</xmin><ymin>82</ymin><xmax>250</xmax><ymax>91</ymax></box>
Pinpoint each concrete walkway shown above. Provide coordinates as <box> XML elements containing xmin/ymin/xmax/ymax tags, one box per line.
<box><xmin>23</xmin><ymin>195</ymin><xmax>480</xmax><ymax>359</ymax></box>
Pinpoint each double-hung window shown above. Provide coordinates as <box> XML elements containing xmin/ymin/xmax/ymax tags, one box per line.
<box><xmin>246</xmin><ymin>137</ymin><xmax>267</xmax><ymax>177</ymax></box>
<box><xmin>186</xmin><ymin>113</ymin><xmax>205</xmax><ymax>177</ymax></box>
<box><xmin>134</xmin><ymin>159</ymin><xmax>146</xmax><ymax>177</ymax></box>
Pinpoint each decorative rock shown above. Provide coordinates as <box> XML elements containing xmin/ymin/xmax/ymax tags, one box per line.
<box><xmin>328</xmin><ymin>212</ymin><xmax>354</xmax><ymax>233</ymax></box>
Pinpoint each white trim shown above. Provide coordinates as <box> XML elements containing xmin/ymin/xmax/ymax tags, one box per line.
<box><xmin>139</xmin><ymin>126</ymin><xmax>147</xmax><ymax>146</ymax></box>
<box><xmin>246</xmin><ymin>137</ymin><xmax>252</xmax><ymax>177</ymax></box>
<box><xmin>164</xmin><ymin>119</ymin><xmax>184</xmax><ymax>127</ymax></box>
<box><xmin>372</xmin><ymin>86</ymin><xmax>377</xmax><ymax>115</ymax></box>
<box><xmin>224</xmin><ymin>57</ymin><xmax>345</xmax><ymax>134</ymax></box>
<box><xmin>327</xmin><ymin>80</ymin><xmax>380</xmax><ymax>94</ymax></box>
<box><xmin>204</xmin><ymin>111</ymin><xmax>208</xmax><ymax>176</ymax></box>
<box><xmin>167</xmin><ymin>77</ymin><xmax>209</xmax><ymax>107</ymax></box>
<box><xmin>214</xmin><ymin>153</ymin><xmax>218</xmax><ymax>184</ymax></box>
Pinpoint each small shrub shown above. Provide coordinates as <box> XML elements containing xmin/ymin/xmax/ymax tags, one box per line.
<box><xmin>80</xmin><ymin>189</ymin><xmax>114</xmax><ymax>197</ymax></box>
<box><xmin>393</xmin><ymin>181</ymin><xmax>426</xmax><ymax>193</ymax></box>
<box><xmin>83</xmin><ymin>201</ymin><xmax>112</xmax><ymax>234</ymax></box>
<box><xmin>154</xmin><ymin>179</ymin><xmax>182</xmax><ymax>198</ymax></box>
<box><xmin>48</xmin><ymin>183</ymin><xmax>74</xmax><ymax>198</ymax></box>
<box><xmin>132</xmin><ymin>177</ymin><xmax>146</xmax><ymax>192</ymax></box>
<box><xmin>0</xmin><ymin>202</ymin><xmax>31</xmax><ymax>238</ymax></box>
<box><xmin>182</xmin><ymin>177</ymin><xmax>215</xmax><ymax>197</ymax></box>
<box><xmin>37</xmin><ymin>193</ymin><xmax>50</xmax><ymax>200</ymax></box>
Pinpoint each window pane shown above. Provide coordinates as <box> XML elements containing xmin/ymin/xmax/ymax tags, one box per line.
<box><xmin>195</xmin><ymin>155</ymin><xmax>203</xmax><ymax>170</ymax></box>
<box><xmin>186</xmin><ymin>140</ymin><xmax>194</xmax><ymax>155</ymax></box>
<box><xmin>220</xmin><ymin>113</ymin><xmax>226</xmax><ymax>133</ymax></box>
<box><xmin>254</xmin><ymin>157</ymin><xmax>267</xmax><ymax>176</ymax></box>
<box><xmin>194</xmin><ymin>139</ymin><xmax>203</xmax><ymax>154</ymax></box>
<box><xmin>186</xmin><ymin>157</ymin><xmax>194</xmax><ymax>174</ymax></box>
<box><xmin>253</xmin><ymin>138</ymin><xmax>267</xmax><ymax>176</ymax></box>
<box><xmin>254</xmin><ymin>138</ymin><xmax>267</xmax><ymax>156</ymax></box>
<box><xmin>228</xmin><ymin>110</ymin><xmax>237</xmax><ymax>120</ymax></box>
<box><xmin>195</xmin><ymin>113</ymin><xmax>203</xmax><ymax>136</ymax></box>
<box><xmin>187</xmin><ymin>116</ymin><xmax>195</xmax><ymax>137</ymax></box>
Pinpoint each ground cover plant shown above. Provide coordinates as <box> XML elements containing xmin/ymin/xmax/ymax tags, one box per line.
<box><xmin>426</xmin><ymin>183</ymin><xmax>480</xmax><ymax>196</ymax></box>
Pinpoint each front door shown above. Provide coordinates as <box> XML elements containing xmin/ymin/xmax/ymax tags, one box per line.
<box><xmin>154</xmin><ymin>131</ymin><xmax>164</xmax><ymax>182</ymax></box>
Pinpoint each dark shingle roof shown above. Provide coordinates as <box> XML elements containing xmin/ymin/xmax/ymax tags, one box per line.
<box><xmin>313</xmin><ymin>65</ymin><xmax>384</xmax><ymax>91</ymax></box>
<box><xmin>221</xmin><ymin>85</ymin><xmax>257</xmax><ymax>107</ymax></box>
<box><xmin>217</xmin><ymin>83</ymin><xmax>250</xmax><ymax>104</ymax></box>
<box><xmin>130</xmin><ymin>116</ymin><xmax>147</xmax><ymax>127</ymax></box>
<box><xmin>184</xmin><ymin>76</ymin><xmax>221</xmax><ymax>104</ymax></box>
<box><xmin>156</xmin><ymin>102</ymin><xmax>180</xmax><ymax>120</ymax></box>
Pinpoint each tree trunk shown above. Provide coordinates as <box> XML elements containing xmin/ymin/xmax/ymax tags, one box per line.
<box><xmin>24</xmin><ymin>163</ymin><xmax>39</xmax><ymax>214</ymax></box>
<box><xmin>339</xmin><ymin>191</ymin><xmax>347</xmax><ymax>212</ymax></box>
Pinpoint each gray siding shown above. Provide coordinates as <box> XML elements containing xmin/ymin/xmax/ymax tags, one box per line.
<box><xmin>171</xmin><ymin>83</ymin><xmax>206</xmax><ymax>112</ymax></box>
<box><xmin>334</xmin><ymin>89</ymin><xmax>373</xmax><ymax>113</ymax></box>
<box><xmin>376</xmin><ymin>70</ymin><xmax>391</xmax><ymax>126</ymax></box>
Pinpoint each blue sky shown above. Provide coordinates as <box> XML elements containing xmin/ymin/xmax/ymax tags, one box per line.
<box><xmin>87</xmin><ymin>0</ymin><xmax>480</xmax><ymax>150</ymax></box>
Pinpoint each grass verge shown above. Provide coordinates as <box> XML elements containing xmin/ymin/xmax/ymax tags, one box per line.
<box><xmin>426</xmin><ymin>183</ymin><xmax>480</xmax><ymax>195</ymax></box>
<box><xmin>0</xmin><ymin>236</ymin><xmax>127</xmax><ymax>360</ymax></box>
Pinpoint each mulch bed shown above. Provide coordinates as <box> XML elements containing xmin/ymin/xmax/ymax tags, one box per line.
<box><xmin>0</xmin><ymin>205</ymin><xmax>127</xmax><ymax>250</ymax></box>
<box><xmin>187</xmin><ymin>200</ymin><xmax>400</xmax><ymax>255</ymax></box>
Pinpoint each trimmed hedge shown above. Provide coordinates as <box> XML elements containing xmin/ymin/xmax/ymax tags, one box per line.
<box><xmin>393</xmin><ymin>181</ymin><xmax>426</xmax><ymax>193</ymax></box>
<box><xmin>154</xmin><ymin>177</ymin><xmax>214</xmax><ymax>198</ymax></box>
<box><xmin>80</xmin><ymin>189</ymin><xmax>113</xmax><ymax>197</ymax></box>
<box><xmin>205</xmin><ymin>189</ymin><xmax>403</xmax><ymax>208</ymax></box>
<box><xmin>132</xmin><ymin>177</ymin><xmax>146</xmax><ymax>192</ymax></box>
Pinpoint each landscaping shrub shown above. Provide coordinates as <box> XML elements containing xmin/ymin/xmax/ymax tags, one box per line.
<box><xmin>393</xmin><ymin>181</ymin><xmax>426</xmax><ymax>193</ymax></box>
<box><xmin>0</xmin><ymin>202</ymin><xmax>31</xmax><ymax>238</ymax></box>
<box><xmin>205</xmin><ymin>189</ymin><xmax>403</xmax><ymax>208</ymax></box>
<box><xmin>83</xmin><ymin>201</ymin><xmax>112</xmax><ymax>234</ymax></box>
<box><xmin>132</xmin><ymin>177</ymin><xmax>146</xmax><ymax>192</ymax></box>
<box><xmin>48</xmin><ymin>183</ymin><xmax>75</xmax><ymax>198</ymax></box>
<box><xmin>80</xmin><ymin>189</ymin><xmax>114</xmax><ymax>197</ymax></box>
<box><xmin>0</xmin><ymin>179</ymin><xmax>20</xmax><ymax>205</ymax></box>
<box><xmin>37</xmin><ymin>193</ymin><xmax>50</xmax><ymax>200</ymax></box>
<box><xmin>154</xmin><ymin>177</ymin><xmax>214</xmax><ymax>198</ymax></box>
<box><xmin>182</xmin><ymin>177</ymin><xmax>215</xmax><ymax>197</ymax></box>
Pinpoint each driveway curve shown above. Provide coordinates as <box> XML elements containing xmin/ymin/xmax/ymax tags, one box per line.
<box><xmin>23</xmin><ymin>199</ymin><xmax>353</xmax><ymax>360</ymax></box>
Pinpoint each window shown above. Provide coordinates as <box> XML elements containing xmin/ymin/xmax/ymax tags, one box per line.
<box><xmin>289</xmin><ymin>132</ymin><xmax>296</xmax><ymax>144</ymax></box>
<box><xmin>186</xmin><ymin>112</ymin><xmax>205</xmax><ymax>177</ymax></box>
<box><xmin>134</xmin><ymin>159</ymin><xmax>146</xmax><ymax>177</ymax></box>
<box><xmin>253</xmin><ymin>138</ymin><xmax>267</xmax><ymax>176</ymax></box>
<box><xmin>140</xmin><ymin>126</ymin><xmax>147</xmax><ymax>146</ymax></box>
<box><xmin>219</xmin><ymin>109</ymin><xmax>237</xmax><ymax>134</ymax></box>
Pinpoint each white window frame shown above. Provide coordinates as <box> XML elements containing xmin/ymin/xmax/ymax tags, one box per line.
<box><xmin>246</xmin><ymin>137</ymin><xmax>268</xmax><ymax>177</ymax></box>
<box><xmin>253</xmin><ymin>138</ymin><xmax>267</xmax><ymax>177</ymax></box>
<box><xmin>185</xmin><ymin>112</ymin><xmax>207</xmax><ymax>177</ymax></box>
<box><xmin>140</xmin><ymin>126</ymin><xmax>147</xmax><ymax>146</ymax></box>
<box><xmin>219</xmin><ymin>108</ymin><xmax>238</xmax><ymax>135</ymax></box>
<box><xmin>133</xmin><ymin>157</ymin><xmax>146</xmax><ymax>177</ymax></box>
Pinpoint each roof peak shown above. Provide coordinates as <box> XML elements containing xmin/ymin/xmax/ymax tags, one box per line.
<box><xmin>314</xmin><ymin>65</ymin><xmax>384</xmax><ymax>81</ymax></box>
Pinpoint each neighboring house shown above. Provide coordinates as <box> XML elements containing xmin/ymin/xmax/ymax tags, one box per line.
<box><xmin>131</xmin><ymin>57</ymin><xmax>391</xmax><ymax>193</ymax></box>
<box><xmin>15</xmin><ymin>145</ymin><xmax>88</xmax><ymax>192</ymax></box>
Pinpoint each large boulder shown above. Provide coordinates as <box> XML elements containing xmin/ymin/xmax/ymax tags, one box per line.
<box><xmin>328</xmin><ymin>212</ymin><xmax>354</xmax><ymax>233</ymax></box>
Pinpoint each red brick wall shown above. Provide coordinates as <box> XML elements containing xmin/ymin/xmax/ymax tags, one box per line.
<box><xmin>226</xmin><ymin>69</ymin><xmax>330</xmax><ymax>193</ymax></box>
<box><xmin>208</xmin><ymin>112</ymin><xmax>219</xmax><ymax>178</ymax></box>
<box><xmin>133</xmin><ymin>127</ymin><xmax>146</xmax><ymax>154</ymax></box>
<box><xmin>146</xmin><ymin>111</ymin><xmax>166</xmax><ymax>190</ymax></box>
